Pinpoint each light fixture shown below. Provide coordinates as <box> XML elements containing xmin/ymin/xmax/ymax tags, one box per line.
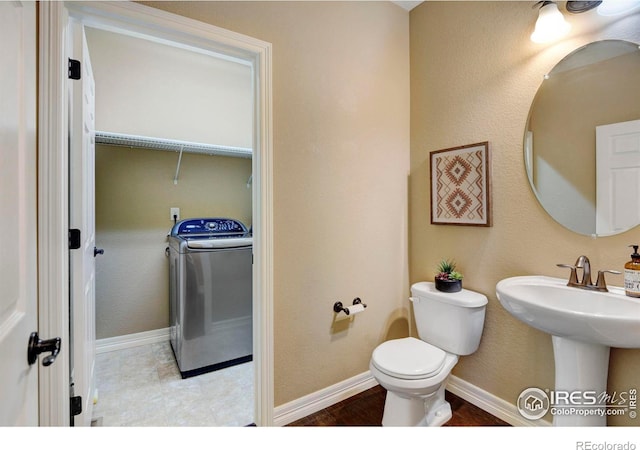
<box><xmin>565</xmin><ymin>1</ymin><xmax>602</xmax><ymax>14</ymax></box>
<box><xmin>597</xmin><ymin>0</ymin><xmax>640</xmax><ymax>16</ymax></box>
<box><xmin>531</xmin><ymin>1</ymin><xmax>572</xmax><ymax>43</ymax></box>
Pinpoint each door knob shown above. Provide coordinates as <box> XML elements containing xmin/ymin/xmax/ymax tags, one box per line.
<box><xmin>27</xmin><ymin>332</ymin><xmax>61</xmax><ymax>366</ymax></box>
<box><xmin>94</xmin><ymin>247</ymin><xmax>104</xmax><ymax>257</ymax></box>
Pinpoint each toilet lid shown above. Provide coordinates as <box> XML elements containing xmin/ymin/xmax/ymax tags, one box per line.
<box><xmin>372</xmin><ymin>337</ymin><xmax>446</xmax><ymax>380</ymax></box>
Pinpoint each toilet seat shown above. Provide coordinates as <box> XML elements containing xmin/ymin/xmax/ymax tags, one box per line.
<box><xmin>371</xmin><ymin>337</ymin><xmax>446</xmax><ymax>380</ymax></box>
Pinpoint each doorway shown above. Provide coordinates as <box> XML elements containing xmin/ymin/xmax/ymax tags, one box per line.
<box><xmin>83</xmin><ymin>25</ymin><xmax>254</xmax><ymax>426</ymax></box>
<box><xmin>38</xmin><ymin>1</ymin><xmax>273</xmax><ymax>426</ymax></box>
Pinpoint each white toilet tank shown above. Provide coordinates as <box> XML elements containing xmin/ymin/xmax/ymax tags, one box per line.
<box><xmin>410</xmin><ymin>281</ymin><xmax>487</xmax><ymax>356</ymax></box>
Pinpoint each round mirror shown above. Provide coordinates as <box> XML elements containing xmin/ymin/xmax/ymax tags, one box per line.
<box><xmin>525</xmin><ymin>40</ymin><xmax>640</xmax><ymax>236</ymax></box>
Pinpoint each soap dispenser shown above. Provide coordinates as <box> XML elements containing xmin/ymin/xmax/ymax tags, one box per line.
<box><xmin>624</xmin><ymin>245</ymin><xmax>640</xmax><ymax>298</ymax></box>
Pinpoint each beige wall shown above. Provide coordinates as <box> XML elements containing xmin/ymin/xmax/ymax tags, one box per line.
<box><xmin>141</xmin><ymin>1</ymin><xmax>411</xmax><ymax>406</ymax></box>
<box><xmin>95</xmin><ymin>144</ymin><xmax>252</xmax><ymax>338</ymax></box>
<box><xmin>129</xmin><ymin>0</ymin><xmax>640</xmax><ymax>425</ymax></box>
<box><xmin>410</xmin><ymin>1</ymin><xmax>640</xmax><ymax>425</ymax></box>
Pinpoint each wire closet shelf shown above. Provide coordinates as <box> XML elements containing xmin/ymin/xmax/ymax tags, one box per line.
<box><xmin>95</xmin><ymin>131</ymin><xmax>253</xmax><ymax>159</ymax></box>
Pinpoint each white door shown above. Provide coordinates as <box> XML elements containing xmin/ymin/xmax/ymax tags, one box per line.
<box><xmin>596</xmin><ymin>119</ymin><xmax>640</xmax><ymax>235</ymax></box>
<box><xmin>0</xmin><ymin>1</ymin><xmax>39</xmax><ymax>425</ymax></box>
<box><xmin>68</xmin><ymin>19</ymin><xmax>97</xmax><ymax>426</ymax></box>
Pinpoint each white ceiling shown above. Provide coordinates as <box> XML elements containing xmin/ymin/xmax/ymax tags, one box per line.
<box><xmin>391</xmin><ymin>1</ymin><xmax>424</xmax><ymax>11</ymax></box>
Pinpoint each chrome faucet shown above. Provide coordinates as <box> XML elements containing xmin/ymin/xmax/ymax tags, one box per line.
<box><xmin>557</xmin><ymin>255</ymin><xmax>620</xmax><ymax>292</ymax></box>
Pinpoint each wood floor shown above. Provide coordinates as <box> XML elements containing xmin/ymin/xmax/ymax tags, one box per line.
<box><xmin>287</xmin><ymin>384</ymin><xmax>510</xmax><ymax>426</ymax></box>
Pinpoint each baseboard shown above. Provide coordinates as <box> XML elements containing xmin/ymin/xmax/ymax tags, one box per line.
<box><xmin>96</xmin><ymin>328</ymin><xmax>170</xmax><ymax>354</ymax></box>
<box><xmin>273</xmin><ymin>371</ymin><xmax>551</xmax><ymax>427</ymax></box>
<box><xmin>273</xmin><ymin>371</ymin><xmax>379</xmax><ymax>426</ymax></box>
<box><xmin>446</xmin><ymin>374</ymin><xmax>552</xmax><ymax>427</ymax></box>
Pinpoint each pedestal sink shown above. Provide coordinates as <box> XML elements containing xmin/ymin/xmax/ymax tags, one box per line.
<box><xmin>496</xmin><ymin>275</ymin><xmax>640</xmax><ymax>426</ymax></box>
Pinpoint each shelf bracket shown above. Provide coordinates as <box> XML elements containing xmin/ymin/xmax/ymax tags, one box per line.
<box><xmin>173</xmin><ymin>146</ymin><xmax>184</xmax><ymax>185</ymax></box>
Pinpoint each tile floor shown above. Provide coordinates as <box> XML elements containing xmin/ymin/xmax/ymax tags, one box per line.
<box><xmin>91</xmin><ymin>341</ymin><xmax>254</xmax><ymax>426</ymax></box>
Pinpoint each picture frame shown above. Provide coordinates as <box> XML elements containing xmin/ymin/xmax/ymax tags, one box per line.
<box><xmin>430</xmin><ymin>141</ymin><xmax>492</xmax><ymax>227</ymax></box>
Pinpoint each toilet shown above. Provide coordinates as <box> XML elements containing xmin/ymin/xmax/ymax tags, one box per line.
<box><xmin>370</xmin><ymin>281</ymin><xmax>487</xmax><ymax>426</ymax></box>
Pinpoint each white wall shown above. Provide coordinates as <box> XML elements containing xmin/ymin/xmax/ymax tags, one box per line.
<box><xmin>86</xmin><ymin>27</ymin><xmax>252</xmax><ymax>148</ymax></box>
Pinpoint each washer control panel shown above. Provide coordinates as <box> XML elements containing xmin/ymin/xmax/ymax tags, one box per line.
<box><xmin>171</xmin><ymin>218</ymin><xmax>248</xmax><ymax>237</ymax></box>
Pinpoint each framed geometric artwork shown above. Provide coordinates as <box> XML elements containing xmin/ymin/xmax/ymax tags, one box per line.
<box><xmin>430</xmin><ymin>141</ymin><xmax>492</xmax><ymax>227</ymax></box>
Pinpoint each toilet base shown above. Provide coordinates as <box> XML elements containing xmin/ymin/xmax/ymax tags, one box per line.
<box><xmin>381</xmin><ymin>383</ymin><xmax>452</xmax><ymax>427</ymax></box>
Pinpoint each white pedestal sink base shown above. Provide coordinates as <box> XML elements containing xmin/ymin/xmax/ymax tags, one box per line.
<box><xmin>496</xmin><ymin>275</ymin><xmax>640</xmax><ymax>427</ymax></box>
<box><xmin>552</xmin><ymin>336</ymin><xmax>610</xmax><ymax>427</ymax></box>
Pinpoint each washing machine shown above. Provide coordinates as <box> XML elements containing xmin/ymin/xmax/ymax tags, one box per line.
<box><xmin>168</xmin><ymin>218</ymin><xmax>252</xmax><ymax>378</ymax></box>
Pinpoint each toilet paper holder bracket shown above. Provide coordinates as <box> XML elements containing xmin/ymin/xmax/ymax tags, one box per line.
<box><xmin>333</xmin><ymin>298</ymin><xmax>367</xmax><ymax>315</ymax></box>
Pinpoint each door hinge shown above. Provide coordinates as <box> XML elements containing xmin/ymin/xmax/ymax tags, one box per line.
<box><xmin>69</xmin><ymin>229</ymin><xmax>81</xmax><ymax>250</ymax></box>
<box><xmin>68</xmin><ymin>58</ymin><xmax>81</xmax><ymax>80</ymax></box>
<box><xmin>70</xmin><ymin>395</ymin><xmax>82</xmax><ymax>417</ymax></box>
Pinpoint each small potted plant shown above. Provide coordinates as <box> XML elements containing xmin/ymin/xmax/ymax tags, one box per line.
<box><xmin>435</xmin><ymin>259</ymin><xmax>463</xmax><ymax>293</ymax></box>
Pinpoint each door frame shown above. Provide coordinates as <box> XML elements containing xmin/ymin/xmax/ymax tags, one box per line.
<box><xmin>38</xmin><ymin>1</ymin><xmax>274</xmax><ymax>426</ymax></box>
